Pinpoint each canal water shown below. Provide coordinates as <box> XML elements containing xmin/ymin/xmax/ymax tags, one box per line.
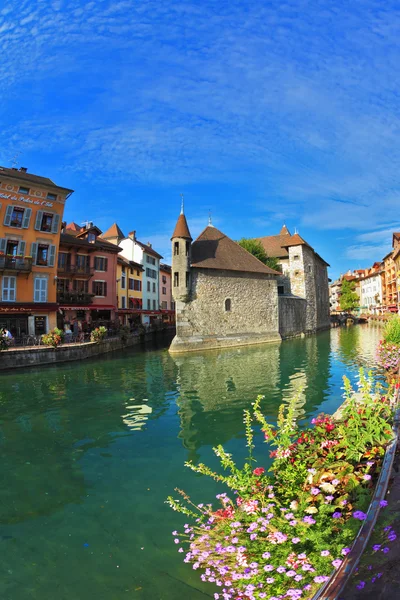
<box><xmin>0</xmin><ymin>325</ymin><xmax>384</xmax><ymax>600</ymax></box>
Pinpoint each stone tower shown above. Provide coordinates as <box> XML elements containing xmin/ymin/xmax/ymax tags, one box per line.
<box><xmin>171</xmin><ymin>203</ymin><xmax>192</xmax><ymax>303</ymax></box>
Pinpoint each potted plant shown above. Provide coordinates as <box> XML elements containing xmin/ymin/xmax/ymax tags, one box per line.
<box><xmin>42</xmin><ymin>328</ymin><xmax>64</xmax><ymax>348</ymax></box>
<box><xmin>90</xmin><ymin>326</ymin><xmax>107</xmax><ymax>343</ymax></box>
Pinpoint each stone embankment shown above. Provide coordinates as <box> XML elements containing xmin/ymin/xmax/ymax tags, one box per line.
<box><xmin>0</xmin><ymin>328</ymin><xmax>175</xmax><ymax>371</ymax></box>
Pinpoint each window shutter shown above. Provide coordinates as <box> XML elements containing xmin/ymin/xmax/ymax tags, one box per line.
<box><xmin>34</xmin><ymin>278</ymin><xmax>41</xmax><ymax>302</ymax></box>
<box><xmin>0</xmin><ymin>238</ymin><xmax>6</xmax><ymax>253</ymax></box>
<box><xmin>30</xmin><ymin>242</ymin><xmax>38</xmax><ymax>265</ymax></box>
<box><xmin>22</xmin><ymin>207</ymin><xmax>32</xmax><ymax>229</ymax></box>
<box><xmin>4</xmin><ymin>205</ymin><xmax>13</xmax><ymax>226</ymax></box>
<box><xmin>9</xmin><ymin>277</ymin><xmax>16</xmax><ymax>301</ymax></box>
<box><xmin>40</xmin><ymin>279</ymin><xmax>47</xmax><ymax>302</ymax></box>
<box><xmin>104</xmin><ymin>258</ymin><xmax>108</xmax><ymax>272</ymax></box>
<box><xmin>94</xmin><ymin>257</ymin><xmax>98</xmax><ymax>270</ymax></box>
<box><xmin>34</xmin><ymin>210</ymin><xmax>43</xmax><ymax>230</ymax></box>
<box><xmin>92</xmin><ymin>281</ymin><xmax>96</xmax><ymax>294</ymax></box>
<box><xmin>48</xmin><ymin>244</ymin><xmax>56</xmax><ymax>267</ymax></box>
<box><xmin>52</xmin><ymin>213</ymin><xmax>60</xmax><ymax>233</ymax></box>
<box><xmin>17</xmin><ymin>241</ymin><xmax>26</xmax><ymax>256</ymax></box>
<box><xmin>104</xmin><ymin>282</ymin><xmax>107</xmax><ymax>297</ymax></box>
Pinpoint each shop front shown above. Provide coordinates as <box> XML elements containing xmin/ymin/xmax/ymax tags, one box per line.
<box><xmin>58</xmin><ymin>305</ymin><xmax>116</xmax><ymax>329</ymax></box>
<box><xmin>0</xmin><ymin>303</ymin><xmax>58</xmax><ymax>337</ymax></box>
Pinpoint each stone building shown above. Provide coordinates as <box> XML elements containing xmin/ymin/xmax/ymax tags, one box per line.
<box><xmin>170</xmin><ymin>210</ymin><xmax>281</xmax><ymax>353</ymax></box>
<box><xmin>256</xmin><ymin>226</ymin><xmax>330</xmax><ymax>336</ymax></box>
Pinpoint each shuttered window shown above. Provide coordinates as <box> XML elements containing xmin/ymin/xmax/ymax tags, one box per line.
<box><xmin>34</xmin><ymin>278</ymin><xmax>48</xmax><ymax>302</ymax></box>
<box><xmin>2</xmin><ymin>276</ymin><xmax>16</xmax><ymax>301</ymax></box>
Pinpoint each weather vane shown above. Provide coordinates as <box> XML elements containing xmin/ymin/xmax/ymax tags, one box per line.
<box><xmin>180</xmin><ymin>193</ymin><xmax>184</xmax><ymax>214</ymax></box>
<box><xmin>10</xmin><ymin>151</ymin><xmax>21</xmax><ymax>168</ymax></box>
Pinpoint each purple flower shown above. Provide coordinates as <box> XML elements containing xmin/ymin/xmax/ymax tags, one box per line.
<box><xmin>311</xmin><ymin>487</ymin><xmax>320</xmax><ymax>496</ymax></box>
<box><xmin>264</xmin><ymin>565</ymin><xmax>274</xmax><ymax>572</ymax></box>
<box><xmin>388</xmin><ymin>533</ymin><xmax>397</xmax><ymax>541</ymax></box>
<box><xmin>174</xmin><ymin>538</ymin><xmax>180</xmax><ymax>544</ymax></box>
<box><xmin>380</xmin><ymin>500</ymin><xmax>388</xmax><ymax>508</ymax></box>
<box><xmin>277</xmin><ymin>566</ymin><xmax>286</xmax><ymax>573</ymax></box>
<box><xmin>294</xmin><ymin>575</ymin><xmax>303</xmax><ymax>582</ymax></box>
<box><xmin>372</xmin><ymin>544</ymin><xmax>381</xmax><ymax>551</ymax></box>
<box><xmin>266</xmin><ymin>577</ymin><xmax>275</xmax><ymax>584</ymax></box>
<box><xmin>314</xmin><ymin>575</ymin><xmax>329</xmax><ymax>583</ymax></box>
<box><xmin>332</xmin><ymin>512</ymin><xmax>342</xmax><ymax>519</ymax></box>
<box><xmin>382</xmin><ymin>547</ymin><xmax>390</xmax><ymax>554</ymax></box>
<box><xmin>321</xmin><ymin>550</ymin><xmax>330</xmax><ymax>557</ymax></box>
<box><xmin>356</xmin><ymin>581</ymin><xmax>366</xmax><ymax>590</ymax></box>
<box><xmin>286</xmin><ymin>570</ymin><xmax>296</xmax><ymax>577</ymax></box>
<box><xmin>303</xmin><ymin>516</ymin><xmax>316</xmax><ymax>525</ymax></box>
<box><xmin>332</xmin><ymin>559</ymin><xmax>342</xmax><ymax>569</ymax></box>
<box><xmin>292</xmin><ymin>537</ymin><xmax>301</xmax><ymax>544</ymax></box>
<box><xmin>353</xmin><ymin>511</ymin><xmax>367</xmax><ymax>521</ymax></box>
<box><xmin>363</xmin><ymin>474</ymin><xmax>372</xmax><ymax>481</ymax></box>
<box><xmin>262</xmin><ymin>551</ymin><xmax>271</xmax><ymax>559</ymax></box>
<box><xmin>341</xmin><ymin>547</ymin><xmax>351</xmax><ymax>556</ymax></box>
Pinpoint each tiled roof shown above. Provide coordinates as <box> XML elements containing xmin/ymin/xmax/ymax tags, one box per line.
<box><xmin>118</xmin><ymin>256</ymin><xmax>144</xmax><ymax>270</ymax></box>
<box><xmin>256</xmin><ymin>228</ymin><xmax>329</xmax><ymax>266</ymax></box>
<box><xmin>134</xmin><ymin>239</ymin><xmax>163</xmax><ymax>259</ymax></box>
<box><xmin>60</xmin><ymin>233</ymin><xmax>121</xmax><ymax>253</ymax></box>
<box><xmin>191</xmin><ymin>226</ymin><xmax>281</xmax><ymax>275</ymax></box>
<box><xmin>102</xmin><ymin>223</ymin><xmax>125</xmax><ymax>240</ymax></box>
<box><xmin>172</xmin><ymin>213</ymin><xmax>192</xmax><ymax>239</ymax></box>
<box><xmin>0</xmin><ymin>165</ymin><xmax>73</xmax><ymax>193</ymax></box>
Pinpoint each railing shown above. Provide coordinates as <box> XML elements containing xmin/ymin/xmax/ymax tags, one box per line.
<box><xmin>57</xmin><ymin>292</ymin><xmax>94</xmax><ymax>305</ymax></box>
<box><xmin>57</xmin><ymin>264</ymin><xmax>95</xmax><ymax>277</ymax></box>
<box><xmin>0</xmin><ymin>256</ymin><xmax>32</xmax><ymax>273</ymax></box>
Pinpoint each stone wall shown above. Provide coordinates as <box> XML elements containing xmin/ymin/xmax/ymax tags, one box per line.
<box><xmin>278</xmin><ymin>296</ymin><xmax>307</xmax><ymax>338</ymax></box>
<box><xmin>314</xmin><ymin>255</ymin><xmax>330</xmax><ymax>330</ymax></box>
<box><xmin>171</xmin><ymin>269</ymin><xmax>281</xmax><ymax>352</ymax></box>
<box><xmin>0</xmin><ymin>330</ymin><xmax>173</xmax><ymax>371</ymax></box>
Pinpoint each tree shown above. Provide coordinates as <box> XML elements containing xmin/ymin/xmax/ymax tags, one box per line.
<box><xmin>339</xmin><ymin>280</ymin><xmax>359</xmax><ymax>312</ymax></box>
<box><xmin>238</xmin><ymin>238</ymin><xmax>282</xmax><ymax>272</ymax></box>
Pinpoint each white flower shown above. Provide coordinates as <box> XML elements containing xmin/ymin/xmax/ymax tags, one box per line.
<box><xmin>320</xmin><ymin>483</ymin><xmax>335</xmax><ymax>494</ymax></box>
<box><xmin>290</xmin><ymin>500</ymin><xmax>299</xmax><ymax>511</ymax></box>
<box><xmin>304</xmin><ymin>506</ymin><xmax>318</xmax><ymax>514</ymax></box>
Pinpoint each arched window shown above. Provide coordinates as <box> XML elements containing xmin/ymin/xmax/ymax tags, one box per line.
<box><xmin>225</xmin><ymin>298</ymin><xmax>231</xmax><ymax>312</ymax></box>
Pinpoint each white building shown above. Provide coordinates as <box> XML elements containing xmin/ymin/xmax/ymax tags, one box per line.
<box><xmin>360</xmin><ymin>266</ymin><xmax>383</xmax><ymax>314</ymax></box>
<box><xmin>329</xmin><ymin>280</ymin><xmax>341</xmax><ymax>312</ymax></box>
<box><xmin>118</xmin><ymin>231</ymin><xmax>163</xmax><ymax>325</ymax></box>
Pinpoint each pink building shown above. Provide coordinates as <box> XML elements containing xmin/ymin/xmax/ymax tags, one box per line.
<box><xmin>57</xmin><ymin>222</ymin><xmax>120</xmax><ymax>328</ymax></box>
<box><xmin>159</xmin><ymin>263</ymin><xmax>175</xmax><ymax>324</ymax></box>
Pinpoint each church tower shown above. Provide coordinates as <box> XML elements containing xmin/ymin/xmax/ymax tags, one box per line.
<box><xmin>171</xmin><ymin>199</ymin><xmax>192</xmax><ymax>303</ymax></box>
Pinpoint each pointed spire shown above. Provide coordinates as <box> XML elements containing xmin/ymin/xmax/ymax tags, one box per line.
<box><xmin>171</xmin><ymin>198</ymin><xmax>192</xmax><ymax>240</ymax></box>
<box><xmin>279</xmin><ymin>224</ymin><xmax>291</xmax><ymax>236</ymax></box>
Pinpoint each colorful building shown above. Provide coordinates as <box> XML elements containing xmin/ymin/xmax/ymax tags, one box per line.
<box><xmin>0</xmin><ymin>166</ymin><xmax>73</xmax><ymax>337</ymax></box>
<box><xmin>359</xmin><ymin>262</ymin><xmax>384</xmax><ymax>314</ymax></box>
<box><xmin>382</xmin><ymin>250</ymin><xmax>397</xmax><ymax>313</ymax></box>
<box><xmin>57</xmin><ymin>222</ymin><xmax>120</xmax><ymax>328</ymax></box>
<box><xmin>392</xmin><ymin>232</ymin><xmax>400</xmax><ymax>313</ymax></box>
<box><xmin>116</xmin><ymin>255</ymin><xmax>144</xmax><ymax>326</ymax></box>
<box><xmin>159</xmin><ymin>263</ymin><xmax>175</xmax><ymax>324</ymax></box>
<box><xmin>103</xmin><ymin>224</ymin><xmax>163</xmax><ymax>326</ymax></box>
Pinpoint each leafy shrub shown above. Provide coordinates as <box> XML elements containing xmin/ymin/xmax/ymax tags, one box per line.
<box><xmin>90</xmin><ymin>326</ymin><xmax>107</xmax><ymax>343</ymax></box>
<box><xmin>167</xmin><ymin>370</ymin><xmax>396</xmax><ymax>600</ymax></box>
<box><xmin>383</xmin><ymin>315</ymin><xmax>400</xmax><ymax>346</ymax></box>
<box><xmin>0</xmin><ymin>336</ymin><xmax>10</xmax><ymax>351</ymax></box>
<box><xmin>42</xmin><ymin>328</ymin><xmax>64</xmax><ymax>348</ymax></box>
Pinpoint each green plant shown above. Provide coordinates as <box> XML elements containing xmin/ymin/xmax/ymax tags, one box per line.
<box><xmin>0</xmin><ymin>336</ymin><xmax>10</xmax><ymax>351</ymax></box>
<box><xmin>237</xmin><ymin>238</ymin><xmax>282</xmax><ymax>271</ymax></box>
<box><xmin>42</xmin><ymin>328</ymin><xmax>64</xmax><ymax>348</ymax></box>
<box><xmin>167</xmin><ymin>369</ymin><xmax>396</xmax><ymax>600</ymax></box>
<box><xmin>383</xmin><ymin>315</ymin><xmax>400</xmax><ymax>345</ymax></box>
<box><xmin>339</xmin><ymin>280</ymin><xmax>359</xmax><ymax>312</ymax></box>
<box><xmin>90</xmin><ymin>326</ymin><xmax>107</xmax><ymax>342</ymax></box>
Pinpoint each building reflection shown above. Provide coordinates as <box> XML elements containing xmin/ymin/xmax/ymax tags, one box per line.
<box><xmin>172</xmin><ymin>332</ymin><xmax>332</xmax><ymax>459</ymax></box>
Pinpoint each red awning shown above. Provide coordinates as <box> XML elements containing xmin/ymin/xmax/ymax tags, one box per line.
<box><xmin>89</xmin><ymin>306</ymin><xmax>115</xmax><ymax>310</ymax></box>
<box><xmin>59</xmin><ymin>306</ymin><xmax>91</xmax><ymax>310</ymax></box>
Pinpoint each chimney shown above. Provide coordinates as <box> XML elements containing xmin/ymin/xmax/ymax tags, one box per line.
<box><xmin>147</xmin><ymin>242</ymin><xmax>152</xmax><ymax>248</ymax></box>
<box><xmin>129</xmin><ymin>230</ymin><xmax>136</xmax><ymax>240</ymax></box>
<box><xmin>19</xmin><ymin>167</ymin><xmax>27</xmax><ymax>173</ymax></box>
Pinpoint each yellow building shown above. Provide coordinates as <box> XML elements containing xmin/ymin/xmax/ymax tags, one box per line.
<box><xmin>0</xmin><ymin>166</ymin><xmax>73</xmax><ymax>336</ymax></box>
<box><xmin>116</xmin><ymin>255</ymin><xmax>144</xmax><ymax>326</ymax></box>
<box><xmin>392</xmin><ymin>232</ymin><xmax>400</xmax><ymax>313</ymax></box>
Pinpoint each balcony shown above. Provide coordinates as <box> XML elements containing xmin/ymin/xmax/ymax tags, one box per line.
<box><xmin>57</xmin><ymin>264</ymin><xmax>95</xmax><ymax>278</ymax></box>
<box><xmin>57</xmin><ymin>291</ymin><xmax>94</xmax><ymax>305</ymax></box>
<box><xmin>0</xmin><ymin>255</ymin><xmax>32</xmax><ymax>273</ymax></box>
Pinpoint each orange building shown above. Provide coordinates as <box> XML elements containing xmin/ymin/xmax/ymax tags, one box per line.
<box><xmin>382</xmin><ymin>250</ymin><xmax>397</xmax><ymax>313</ymax></box>
<box><xmin>0</xmin><ymin>166</ymin><xmax>72</xmax><ymax>337</ymax></box>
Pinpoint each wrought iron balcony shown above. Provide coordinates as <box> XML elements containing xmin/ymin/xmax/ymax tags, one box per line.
<box><xmin>57</xmin><ymin>291</ymin><xmax>94</xmax><ymax>305</ymax></box>
<box><xmin>0</xmin><ymin>255</ymin><xmax>32</xmax><ymax>273</ymax></box>
<box><xmin>57</xmin><ymin>264</ymin><xmax>95</xmax><ymax>278</ymax></box>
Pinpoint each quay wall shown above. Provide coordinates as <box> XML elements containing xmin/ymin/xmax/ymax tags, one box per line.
<box><xmin>278</xmin><ymin>296</ymin><xmax>307</xmax><ymax>339</ymax></box>
<box><xmin>0</xmin><ymin>329</ymin><xmax>174</xmax><ymax>371</ymax></box>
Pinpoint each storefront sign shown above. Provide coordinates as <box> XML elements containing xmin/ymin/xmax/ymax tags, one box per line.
<box><xmin>59</xmin><ymin>306</ymin><xmax>91</xmax><ymax>310</ymax></box>
<box><xmin>0</xmin><ymin>192</ymin><xmax>53</xmax><ymax>208</ymax></box>
<box><xmin>0</xmin><ymin>307</ymin><xmax>33</xmax><ymax>313</ymax></box>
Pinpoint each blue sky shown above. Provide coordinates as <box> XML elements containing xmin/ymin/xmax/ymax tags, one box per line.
<box><xmin>1</xmin><ymin>0</ymin><xmax>400</xmax><ymax>278</ymax></box>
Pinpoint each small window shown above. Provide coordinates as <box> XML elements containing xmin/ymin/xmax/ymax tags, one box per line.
<box><xmin>174</xmin><ymin>272</ymin><xmax>179</xmax><ymax>287</ymax></box>
<box><xmin>225</xmin><ymin>298</ymin><xmax>231</xmax><ymax>312</ymax></box>
<box><xmin>162</xmin><ymin>286</ymin><xmax>167</xmax><ymax>295</ymax></box>
<box><xmin>19</xmin><ymin>186</ymin><xmax>29</xmax><ymax>195</ymax></box>
<box><xmin>6</xmin><ymin>240</ymin><xmax>19</xmax><ymax>256</ymax></box>
<box><xmin>147</xmin><ymin>281</ymin><xmax>151</xmax><ymax>292</ymax></box>
<box><xmin>40</xmin><ymin>212</ymin><xmax>54</xmax><ymax>232</ymax></box>
<box><xmin>174</xmin><ymin>241</ymin><xmax>179</xmax><ymax>256</ymax></box>
<box><xmin>37</xmin><ymin>244</ymin><xmax>49</xmax><ymax>266</ymax></box>
<box><xmin>153</xmin><ymin>299</ymin><xmax>156</xmax><ymax>310</ymax></box>
<box><xmin>185</xmin><ymin>241</ymin><xmax>190</xmax><ymax>256</ymax></box>
<box><xmin>88</xmin><ymin>232</ymin><xmax>96</xmax><ymax>243</ymax></box>
<box><xmin>152</xmin><ymin>282</ymin><xmax>156</xmax><ymax>293</ymax></box>
<box><xmin>10</xmin><ymin>206</ymin><xmax>24</xmax><ymax>228</ymax></box>
<box><xmin>293</xmin><ymin>254</ymin><xmax>300</xmax><ymax>260</ymax></box>
<box><xmin>147</xmin><ymin>299</ymin><xmax>151</xmax><ymax>310</ymax></box>
<box><xmin>308</xmin><ymin>265</ymin><xmax>312</xmax><ymax>273</ymax></box>
<box><xmin>46</xmin><ymin>193</ymin><xmax>57</xmax><ymax>201</ymax></box>
<box><xmin>278</xmin><ymin>285</ymin><xmax>284</xmax><ymax>295</ymax></box>
<box><xmin>162</xmin><ymin>275</ymin><xmax>167</xmax><ymax>284</ymax></box>
<box><xmin>121</xmin><ymin>296</ymin><xmax>126</xmax><ymax>309</ymax></box>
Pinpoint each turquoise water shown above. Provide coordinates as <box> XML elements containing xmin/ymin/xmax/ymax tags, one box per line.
<box><xmin>0</xmin><ymin>325</ymin><xmax>383</xmax><ymax>600</ymax></box>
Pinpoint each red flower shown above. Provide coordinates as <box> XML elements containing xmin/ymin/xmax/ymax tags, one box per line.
<box><xmin>253</xmin><ymin>467</ymin><xmax>265</xmax><ymax>476</ymax></box>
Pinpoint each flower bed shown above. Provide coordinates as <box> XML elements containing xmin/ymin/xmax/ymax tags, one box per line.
<box><xmin>167</xmin><ymin>370</ymin><xmax>397</xmax><ymax>600</ymax></box>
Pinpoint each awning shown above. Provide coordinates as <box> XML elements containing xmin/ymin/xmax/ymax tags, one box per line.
<box><xmin>59</xmin><ymin>306</ymin><xmax>91</xmax><ymax>310</ymax></box>
<box><xmin>89</xmin><ymin>306</ymin><xmax>115</xmax><ymax>310</ymax></box>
